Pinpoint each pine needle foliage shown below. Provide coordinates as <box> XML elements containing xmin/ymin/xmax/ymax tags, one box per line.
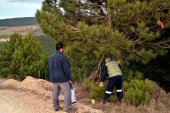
<box><xmin>0</xmin><ymin>33</ymin><xmax>48</xmax><ymax>80</ymax></box>
<box><xmin>36</xmin><ymin>0</ymin><xmax>170</xmax><ymax>81</ymax></box>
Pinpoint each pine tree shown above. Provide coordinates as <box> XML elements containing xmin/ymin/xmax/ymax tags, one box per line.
<box><xmin>0</xmin><ymin>33</ymin><xmax>22</xmax><ymax>78</ymax></box>
<box><xmin>0</xmin><ymin>33</ymin><xmax>48</xmax><ymax>80</ymax></box>
<box><xmin>36</xmin><ymin>0</ymin><xmax>169</xmax><ymax>63</ymax></box>
<box><xmin>36</xmin><ymin>0</ymin><xmax>170</xmax><ymax>80</ymax></box>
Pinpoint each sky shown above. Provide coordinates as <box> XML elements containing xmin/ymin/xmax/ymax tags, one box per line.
<box><xmin>0</xmin><ymin>0</ymin><xmax>44</xmax><ymax>19</ymax></box>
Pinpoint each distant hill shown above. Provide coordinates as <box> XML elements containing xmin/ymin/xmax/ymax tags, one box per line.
<box><xmin>0</xmin><ymin>17</ymin><xmax>38</xmax><ymax>26</ymax></box>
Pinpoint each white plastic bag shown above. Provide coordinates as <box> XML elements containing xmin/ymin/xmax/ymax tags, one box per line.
<box><xmin>70</xmin><ymin>83</ymin><xmax>77</xmax><ymax>104</ymax></box>
<box><xmin>71</xmin><ymin>88</ymin><xmax>77</xmax><ymax>103</ymax></box>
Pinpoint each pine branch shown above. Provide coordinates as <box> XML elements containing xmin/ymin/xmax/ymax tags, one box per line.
<box><xmin>67</xmin><ymin>25</ymin><xmax>80</xmax><ymax>32</ymax></box>
<box><xmin>76</xmin><ymin>2</ymin><xmax>105</xmax><ymax>8</ymax></box>
<box><xmin>87</xmin><ymin>55</ymin><xmax>104</xmax><ymax>81</ymax></box>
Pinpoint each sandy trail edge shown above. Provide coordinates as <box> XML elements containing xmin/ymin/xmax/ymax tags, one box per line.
<box><xmin>0</xmin><ymin>89</ymin><xmax>63</xmax><ymax>113</ymax></box>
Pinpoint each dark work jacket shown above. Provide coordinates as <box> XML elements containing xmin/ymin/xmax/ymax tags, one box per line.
<box><xmin>100</xmin><ymin>64</ymin><xmax>108</xmax><ymax>82</ymax></box>
<box><xmin>48</xmin><ymin>51</ymin><xmax>71</xmax><ymax>83</ymax></box>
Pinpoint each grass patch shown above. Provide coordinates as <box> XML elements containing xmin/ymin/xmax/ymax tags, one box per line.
<box><xmin>0</xmin><ymin>35</ymin><xmax>9</xmax><ymax>39</ymax></box>
<box><xmin>0</xmin><ymin>17</ymin><xmax>37</xmax><ymax>26</ymax></box>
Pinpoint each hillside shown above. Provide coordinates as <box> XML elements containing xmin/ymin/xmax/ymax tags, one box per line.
<box><xmin>0</xmin><ymin>17</ymin><xmax>37</xmax><ymax>26</ymax></box>
<box><xmin>0</xmin><ymin>25</ymin><xmax>43</xmax><ymax>36</ymax></box>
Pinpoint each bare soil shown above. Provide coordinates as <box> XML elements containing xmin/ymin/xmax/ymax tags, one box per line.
<box><xmin>0</xmin><ymin>76</ymin><xmax>103</xmax><ymax>113</ymax></box>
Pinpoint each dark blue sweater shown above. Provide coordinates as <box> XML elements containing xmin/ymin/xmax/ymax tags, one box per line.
<box><xmin>48</xmin><ymin>51</ymin><xmax>71</xmax><ymax>83</ymax></box>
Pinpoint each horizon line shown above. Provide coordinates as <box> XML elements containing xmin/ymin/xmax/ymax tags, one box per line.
<box><xmin>0</xmin><ymin>16</ymin><xmax>36</xmax><ymax>20</ymax></box>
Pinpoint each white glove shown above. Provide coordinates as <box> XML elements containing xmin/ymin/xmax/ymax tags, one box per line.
<box><xmin>99</xmin><ymin>82</ymin><xmax>104</xmax><ymax>87</ymax></box>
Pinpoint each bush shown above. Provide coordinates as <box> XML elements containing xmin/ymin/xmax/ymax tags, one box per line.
<box><xmin>0</xmin><ymin>33</ymin><xmax>48</xmax><ymax>80</ymax></box>
<box><xmin>85</xmin><ymin>78</ymin><xmax>155</xmax><ymax>105</ymax></box>
<box><xmin>85</xmin><ymin>80</ymin><xmax>117</xmax><ymax>102</ymax></box>
<box><xmin>123</xmin><ymin>79</ymin><xmax>155</xmax><ymax>105</ymax></box>
<box><xmin>85</xmin><ymin>80</ymin><xmax>105</xmax><ymax>100</ymax></box>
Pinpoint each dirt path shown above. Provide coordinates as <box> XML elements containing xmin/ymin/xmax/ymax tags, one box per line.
<box><xmin>0</xmin><ymin>90</ymin><xmax>37</xmax><ymax>113</ymax></box>
<box><xmin>0</xmin><ymin>77</ymin><xmax>66</xmax><ymax>113</ymax></box>
<box><xmin>0</xmin><ymin>89</ymin><xmax>63</xmax><ymax>113</ymax></box>
<box><xmin>0</xmin><ymin>38</ymin><xmax>8</xmax><ymax>42</ymax></box>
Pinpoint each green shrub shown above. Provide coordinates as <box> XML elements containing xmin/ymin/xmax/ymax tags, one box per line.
<box><xmin>0</xmin><ymin>33</ymin><xmax>48</xmax><ymax>80</ymax></box>
<box><xmin>85</xmin><ymin>78</ymin><xmax>155</xmax><ymax>105</ymax></box>
<box><xmin>123</xmin><ymin>79</ymin><xmax>155</xmax><ymax>105</ymax></box>
<box><xmin>122</xmin><ymin>66</ymin><xmax>144</xmax><ymax>81</ymax></box>
<box><xmin>85</xmin><ymin>80</ymin><xmax>105</xmax><ymax>100</ymax></box>
<box><xmin>85</xmin><ymin>80</ymin><xmax>117</xmax><ymax>101</ymax></box>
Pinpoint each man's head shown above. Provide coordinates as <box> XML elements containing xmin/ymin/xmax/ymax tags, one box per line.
<box><xmin>105</xmin><ymin>56</ymin><xmax>116</xmax><ymax>63</ymax></box>
<box><xmin>105</xmin><ymin>57</ymin><xmax>111</xmax><ymax>63</ymax></box>
<box><xmin>56</xmin><ymin>43</ymin><xmax>64</xmax><ymax>52</ymax></box>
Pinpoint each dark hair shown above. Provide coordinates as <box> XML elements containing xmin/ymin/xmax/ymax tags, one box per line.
<box><xmin>56</xmin><ymin>43</ymin><xmax>63</xmax><ymax>50</ymax></box>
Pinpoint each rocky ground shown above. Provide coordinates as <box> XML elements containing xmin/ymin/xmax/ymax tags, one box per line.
<box><xmin>0</xmin><ymin>76</ymin><xmax>103</xmax><ymax>113</ymax></box>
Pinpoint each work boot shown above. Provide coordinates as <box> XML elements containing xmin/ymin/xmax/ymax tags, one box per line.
<box><xmin>103</xmin><ymin>93</ymin><xmax>111</xmax><ymax>104</ymax></box>
<box><xmin>54</xmin><ymin>106</ymin><xmax>62</xmax><ymax>111</ymax></box>
<box><xmin>117</xmin><ymin>91</ymin><xmax>123</xmax><ymax>103</ymax></box>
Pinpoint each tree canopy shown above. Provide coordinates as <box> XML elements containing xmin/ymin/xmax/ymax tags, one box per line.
<box><xmin>36</xmin><ymin>0</ymin><xmax>170</xmax><ymax>64</ymax></box>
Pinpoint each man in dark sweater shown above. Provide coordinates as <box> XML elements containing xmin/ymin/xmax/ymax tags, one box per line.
<box><xmin>48</xmin><ymin>43</ymin><xmax>72</xmax><ymax>113</ymax></box>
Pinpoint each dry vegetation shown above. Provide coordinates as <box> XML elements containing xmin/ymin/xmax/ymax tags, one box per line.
<box><xmin>74</xmin><ymin>82</ymin><xmax>170</xmax><ymax>113</ymax></box>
